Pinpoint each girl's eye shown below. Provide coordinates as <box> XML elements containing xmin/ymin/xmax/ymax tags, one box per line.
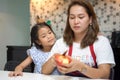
<box><xmin>41</xmin><ymin>35</ymin><xmax>46</xmax><ymax>38</ymax></box>
<box><xmin>48</xmin><ymin>31</ymin><xmax>52</xmax><ymax>34</ymax></box>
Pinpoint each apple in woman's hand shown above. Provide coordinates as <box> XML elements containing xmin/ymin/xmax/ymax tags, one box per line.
<box><xmin>55</xmin><ymin>54</ymin><xmax>72</xmax><ymax>66</ymax></box>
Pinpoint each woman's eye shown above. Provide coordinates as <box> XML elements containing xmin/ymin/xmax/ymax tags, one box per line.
<box><xmin>69</xmin><ymin>17</ymin><xmax>75</xmax><ymax>19</ymax></box>
<box><xmin>79</xmin><ymin>16</ymin><xmax>84</xmax><ymax>19</ymax></box>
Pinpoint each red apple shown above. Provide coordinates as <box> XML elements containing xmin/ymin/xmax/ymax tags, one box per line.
<box><xmin>55</xmin><ymin>54</ymin><xmax>72</xmax><ymax>66</ymax></box>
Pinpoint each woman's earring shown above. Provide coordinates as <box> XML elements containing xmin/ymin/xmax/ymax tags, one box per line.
<box><xmin>90</xmin><ymin>23</ymin><xmax>92</xmax><ymax>26</ymax></box>
<box><xmin>89</xmin><ymin>23</ymin><xmax>93</xmax><ymax>30</ymax></box>
<box><xmin>89</xmin><ymin>23</ymin><xmax>93</xmax><ymax>28</ymax></box>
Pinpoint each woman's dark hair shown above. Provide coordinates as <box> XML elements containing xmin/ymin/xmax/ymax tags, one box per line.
<box><xmin>30</xmin><ymin>22</ymin><xmax>55</xmax><ymax>49</ymax></box>
<box><xmin>63</xmin><ymin>0</ymin><xmax>99</xmax><ymax>48</ymax></box>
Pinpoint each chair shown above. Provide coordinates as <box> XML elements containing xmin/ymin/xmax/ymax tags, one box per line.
<box><xmin>4</xmin><ymin>60</ymin><xmax>34</xmax><ymax>72</ymax></box>
<box><xmin>109</xmin><ymin>68</ymin><xmax>114</xmax><ymax>80</ymax></box>
<box><xmin>4</xmin><ymin>61</ymin><xmax>20</xmax><ymax>71</ymax></box>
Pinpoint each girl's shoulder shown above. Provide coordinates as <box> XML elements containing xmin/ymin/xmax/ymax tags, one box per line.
<box><xmin>27</xmin><ymin>46</ymin><xmax>42</xmax><ymax>55</ymax></box>
<box><xmin>28</xmin><ymin>46</ymin><xmax>38</xmax><ymax>51</ymax></box>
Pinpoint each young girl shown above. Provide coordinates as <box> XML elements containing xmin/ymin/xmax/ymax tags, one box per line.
<box><xmin>42</xmin><ymin>0</ymin><xmax>115</xmax><ymax>79</ymax></box>
<box><xmin>9</xmin><ymin>20</ymin><xmax>56</xmax><ymax>76</ymax></box>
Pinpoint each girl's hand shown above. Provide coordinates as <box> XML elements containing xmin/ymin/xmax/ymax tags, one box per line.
<box><xmin>57</xmin><ymin>58</ymin><xmax>85</xmax><ymax>74</ymax></box>
<box><xmin>8</xmin><ymin>71</ymin><xmax>23</xmax><ymax>77</ymax></box>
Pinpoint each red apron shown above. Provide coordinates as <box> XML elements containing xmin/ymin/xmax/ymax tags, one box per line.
<box><xmin>65</xmin><ymin>44</ymin><xmax>97</xmax><ymax>78</ymax></box>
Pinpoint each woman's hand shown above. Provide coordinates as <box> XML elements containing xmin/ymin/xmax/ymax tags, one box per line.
<box><xmin>56</xmin><ymin>56</ymin><xmax>111</xmax><ymax>79</ymax></box>
<box><xmin>41</xmin><ymin>53</ymin><xmax>58</xmax><ymax>74</ymax></box>
<box><xmin>50</xmin><ymin>54</ymin><xmax>58</xmax><ymax>68</ymax></box>
<box><xmin>56</xmin><ymin>57</ymin><xmax>85</xmax><ymax>74</ymax></box>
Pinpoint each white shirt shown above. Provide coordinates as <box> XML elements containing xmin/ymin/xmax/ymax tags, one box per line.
<box><xmin>49</xmin><ymin>35</ymin><xmax>115</xmax><ymax>67</ymax></box>
<box><xmin>27</xmin><ymin>46</ymin><xmax>50</xmax><ymax>73</ymax></box>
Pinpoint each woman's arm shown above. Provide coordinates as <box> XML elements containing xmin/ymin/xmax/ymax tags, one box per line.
<box><xmin>57</xmin><ymin>59</ymin><xmax>111</xmax><ymax>79</ymax></box>
<box><xmin>82</xmin><ymin>63</ymin><xmax>111</xmax><ymax>79</ymax></box>
<box><xmin>41</xmin><ymin>55</ymin><xmax>56</xmax><ymax>74</ymax></box>
<box><xmin>8</xmin><ymin>56</ymin><xmax>32</xmax><ymax>77</ymax></box>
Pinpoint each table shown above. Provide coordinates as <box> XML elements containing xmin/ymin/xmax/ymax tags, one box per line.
<box><xmin>0</xmin><ymin>70</ymin><xmax>108</xmax><ymax>80</ymax></box>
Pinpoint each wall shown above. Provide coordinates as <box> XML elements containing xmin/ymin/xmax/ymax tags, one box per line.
<box><xmin>30</xmin><ymin>0</ymin><xmax>120</xmax><ymax>40</ymax></box>
<box><xmin>0</xmin><ymin>0</ymin><xmax>30</xmax><ymax>70</ymax></box>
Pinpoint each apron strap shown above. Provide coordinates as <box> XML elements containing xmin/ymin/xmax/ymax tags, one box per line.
<box><xmin>89</xmin><ymin>44</ymin><xmax>97</xmax><ymax>65</ymax></box>
<box><xmin>66</xmin><ymin>44</ymin><xmax>97</xmax><ymax>77</ymax></box>
<box><xmin>68</xmin><ymin>45</ymin><xmax>72</xmax><ymax>56</ymax></box>
<box><xmin>68</xmin><ymin>44</ymin><xmax>97</xmax><ymax>66</ymax></box>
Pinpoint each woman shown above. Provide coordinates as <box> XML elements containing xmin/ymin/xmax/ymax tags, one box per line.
<box><xmin>42</xmin><ymin>0</ymin><xmax>115</xmax><ymax>79</ymax></box>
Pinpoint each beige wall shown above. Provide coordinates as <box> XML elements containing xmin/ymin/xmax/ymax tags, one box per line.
<box><xmin>0</xmin><ymin>0</ymin><xmax>30</xmax><ymax>70</ymax></box>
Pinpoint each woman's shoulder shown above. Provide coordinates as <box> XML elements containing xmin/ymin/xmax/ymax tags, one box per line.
<box><xmin>53</xmin><ymin>37</ymin><xmax>68</xmax><ymax>48</ymax></box>
<box><xmin>56</xmin><ymin>37</ymin><xmax>65</xmax><ymax>43</ymax></box>
<box><xmin>94</xmin><ymin>35</ymin><xmax>110</xmax><ymax>46</ymax></box>
<box><xmin>97</xmin><ymin>35</ymin><xmax>109</xmax><ymax>42</ymax></box>
<box><xmin>57</xmin><ymin>37</ymin><xmax>64</xmax><ymax>41</ymax></box>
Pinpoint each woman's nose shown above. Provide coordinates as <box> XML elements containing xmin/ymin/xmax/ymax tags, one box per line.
<box><xmin>74</xmin><ymin>18</ymin><xmax>79</xmax><ymax>24</ymax></box>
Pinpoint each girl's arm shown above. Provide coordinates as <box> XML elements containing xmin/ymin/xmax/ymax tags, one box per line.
<box><xmin>8</xmin><ymin>56</ymin><xmax>32</xmax><ymax>77</ymax></box>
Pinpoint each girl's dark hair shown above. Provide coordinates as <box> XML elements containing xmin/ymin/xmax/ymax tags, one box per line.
<box><xmin>30</xmin><ymin>22</ymin><xmax>55</xmax><ymax>49</ymax></box>
<box><xmin>63</xmin><ymin>0</ymin><xmax>99</xmax><ymax>48</ymax></box>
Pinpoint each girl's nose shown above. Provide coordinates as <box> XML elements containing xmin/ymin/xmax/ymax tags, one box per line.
<box><xmin>47</xmin><ymin>34</ymin><xmax>51</xmax><ymax>39</ymax></box>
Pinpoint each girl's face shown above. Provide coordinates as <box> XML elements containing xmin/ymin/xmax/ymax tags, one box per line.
<box><xmin>37</xmin><ymin>26</ymin><xmax>56</xmax><ymax>51</ymax></box>
<box><xmin>69</xmin><ymin>5</ymin><xmax>92</xmax><ymax>34</ymax></box>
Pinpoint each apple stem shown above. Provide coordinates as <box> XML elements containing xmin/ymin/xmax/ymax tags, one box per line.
<box><xmin>63</xmin><ymin>51</ymin><xmax>67</xmax><ymax>56</ymax></box>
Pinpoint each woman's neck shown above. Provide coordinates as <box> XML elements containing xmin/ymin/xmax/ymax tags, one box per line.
<box><xmin>74</xmin><ymin>32</ymin><xmax>86</xmax><ymax>43</ymax></box>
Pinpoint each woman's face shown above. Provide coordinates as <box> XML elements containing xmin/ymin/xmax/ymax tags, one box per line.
<box><xmin>69</xmin><ymin>5</ymin><xmax>92</xmax><ymax>34</ymax></box>
<box><xmin>37</xmin><ymin>26</ymin><xmax>56</xmax><ymax>49</ymax></box>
